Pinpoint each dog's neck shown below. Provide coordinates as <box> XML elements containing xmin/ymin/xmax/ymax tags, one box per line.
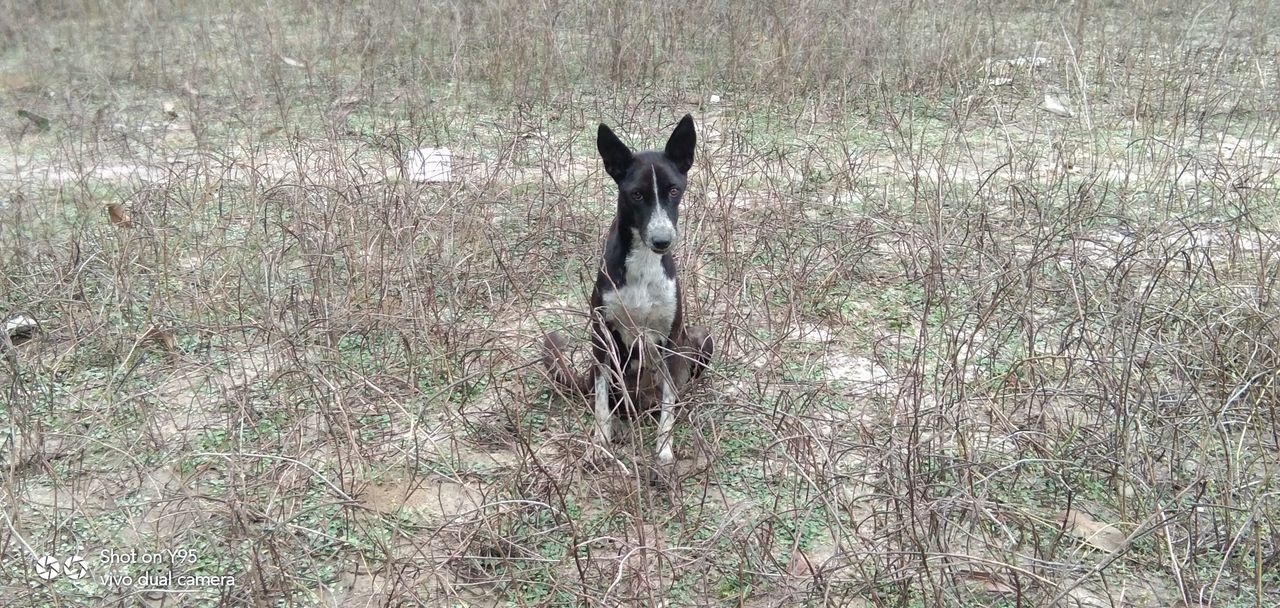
<box><xmin>620</xmin><ymin>227</ymin><xmax>672</xmax><ymax>287</ymax></box>
<box><xmin>598</xmin><ymin>224</ymin><xmax>678</xmax><ymax>349</ymax></box>
<box><xmin>602</xmin><ymin>220</ymin><xmax>673</xmax><ymax>280</ymax></box>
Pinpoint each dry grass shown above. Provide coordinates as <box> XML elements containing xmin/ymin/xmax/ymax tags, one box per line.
<box><xmin>2</xmin><ymin>0</ymin><xmax>1279</xmax><ymax>606</ymax></box>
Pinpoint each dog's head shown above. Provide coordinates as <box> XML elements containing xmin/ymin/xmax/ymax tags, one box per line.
<box><xmin>597</xmin><ymin>114</ymin><xmax>696</xmax><ymax>255</ymax></box>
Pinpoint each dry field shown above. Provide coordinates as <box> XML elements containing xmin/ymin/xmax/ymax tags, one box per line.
<box><xmin>2</xmin><ymin>1</ymin><xmax>1279</xmax><ymax>606</ymax></box>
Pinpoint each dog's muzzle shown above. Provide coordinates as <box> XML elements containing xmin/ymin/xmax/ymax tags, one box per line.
<box><xmin>645</xmin><ymin>224</ymin><xmax>676</xmax><ymax>255</ymax></box>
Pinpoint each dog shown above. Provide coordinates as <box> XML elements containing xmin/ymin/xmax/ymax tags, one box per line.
<box><xmin>542</xmin><ymin>114</ymin><xmax>713</xmax><ymax>464</ymax></box>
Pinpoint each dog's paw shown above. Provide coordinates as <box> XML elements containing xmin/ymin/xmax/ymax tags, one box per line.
<box><xmin>644</xmin><ymin>461</ymin><xmax>678</xmax><ymax>490</ymax></box>
<box><xmin>593</xmin><ymin>425</ymin><xmax>614</xmax><ymax>446</ymax></box>
<box><xmin>584</xmin><ymin>443</ymin><xmax>630</xmax><ymax>475</ymax></box>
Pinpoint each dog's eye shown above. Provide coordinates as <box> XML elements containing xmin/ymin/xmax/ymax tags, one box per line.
<box><xmin>668</xmin><ymin>187</ymin><xmax>681</xmax><ymax>197</ymax></box>
<box><xmin>631</xmin><ymin>190</ymin><xmax>643</xmax><ymax>200</ymax></box>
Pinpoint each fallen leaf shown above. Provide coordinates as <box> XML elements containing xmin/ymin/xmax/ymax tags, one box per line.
<box><xmin>964</xmin><ymin>570</ymin><xmax>1016</xmax><ymax>595</ymax></box>
<box><xmin>1042</xmin><ymin>93</ymin><xmax>1074</xmax><ymax>118</ymax></box>
<box><xmin>330</xmin><ymin>94</ymin><xmax>362</xmax><ymax>109</ymax></box>
<box><xmin>105</xmin><ymin>203</ymin><xmax>133</xmax><ymax>228</ymax></box>
<box><xmin>785</xmin><ymin>549</ymin><xmax>814</xmax><ymax>577</ymax></box>
<box><xmin>1059</xmin><ymin>509</ymin><xmax>1126</xmax><ymax>553</ymax></box>
<box><xmin>17</xmin><ymin>109</ymin><xmax>50</xmax><ymax>131</ymax></box>
<box><xmin>144</xmin><ymin>327</ymin><xmax>177</xmax><ymax>353</ymax></box>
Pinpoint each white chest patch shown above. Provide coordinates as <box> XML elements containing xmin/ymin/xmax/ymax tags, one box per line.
<box><xmin>600</xmin><ymin>240</ymin><xmax>677</xmax><ymax>349</ymax></box>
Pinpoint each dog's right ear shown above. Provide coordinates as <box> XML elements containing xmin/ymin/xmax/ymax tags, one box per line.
<box><xmin>597</xmin><ymin>124</ymin><xmax>633</xmax><ymax>183</ymax></box>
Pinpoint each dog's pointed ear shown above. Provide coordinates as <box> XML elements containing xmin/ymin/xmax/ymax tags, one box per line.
<box><xmin>597</xmin><ymin>123</ymin><xmax>633</xmax><ymax>183</ymax></box>
<box><xmin>664</xmin><ymin>114</ymin><xmax>696</xmax><ymax>174</ymax></box>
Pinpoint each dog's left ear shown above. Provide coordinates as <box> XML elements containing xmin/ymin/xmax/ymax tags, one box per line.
<box><xmin>664</xmin><ymin>114</ymin><xmax>696</xmax><ymax>174</ymax></box>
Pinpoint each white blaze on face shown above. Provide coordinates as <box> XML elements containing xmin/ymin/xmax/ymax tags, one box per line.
<box><xmin>645</xmin><ymin>166</ymin><xmax>675</xmax><ymax>248</ymax></box>
<box><xmin>653</xmin><ymin>165</ymin><xmax>659</xmax><ymax>209</ymax></box>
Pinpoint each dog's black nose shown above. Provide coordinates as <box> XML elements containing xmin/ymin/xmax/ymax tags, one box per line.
<box><xmin>650</xmin><ymin>238</ymin><xmax>672</xmax><ymax>252</ymax></box>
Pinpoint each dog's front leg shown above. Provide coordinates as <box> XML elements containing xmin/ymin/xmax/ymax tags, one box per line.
<box><xmin>590</xmin><ymin>315</ymin><xmax>616</xmax><ymax>447</ymax></box>
<box><xmin>655</xmin><ymin>374</ymin><xmax>677</xmax><ymax>464</ymax></box>
<box><xmin>593</xmin><ymin>366</ymin><xmax>613</xmax><ymax>445</ymax></box>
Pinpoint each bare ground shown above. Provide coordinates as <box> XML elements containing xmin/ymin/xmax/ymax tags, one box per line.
<box><xmin>3</xmin><ymin>1</ymin><xmax>1280</xmax><ymax>607</ymax></box>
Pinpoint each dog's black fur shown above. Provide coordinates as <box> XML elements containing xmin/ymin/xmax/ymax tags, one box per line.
<box><xmin>543</xmin><ymin>114</ymin><xmax>713</xmax><ymax>463</ymax></box>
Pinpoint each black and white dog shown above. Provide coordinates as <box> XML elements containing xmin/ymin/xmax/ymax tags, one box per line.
<box><xmin>543</xmin><ymin>114</ymin><xmax>713</xmax><ymax>464</ymax></box>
